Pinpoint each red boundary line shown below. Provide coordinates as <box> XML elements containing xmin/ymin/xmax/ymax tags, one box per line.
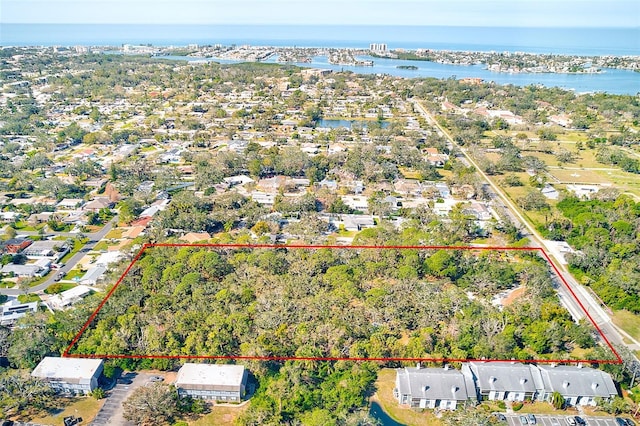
<box><xmin>63</xmin><ymin>243</ymin><xmax>622</xmax><ymax>364</ymax></box>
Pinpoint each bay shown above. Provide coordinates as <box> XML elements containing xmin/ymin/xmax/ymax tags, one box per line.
<box><xmin>3</xmin><ymin>24</ymin><xmax>639</xmax><ymax>95</ymax></box>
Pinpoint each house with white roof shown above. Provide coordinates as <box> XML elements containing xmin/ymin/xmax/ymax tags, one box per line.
<box><xmin>49</xmin><ymin>285</ymin><xmax>95</xmax><ymax>310</ymax></box>
<box><xmin>175</xmin><ymin>363</ymin><xmax>249</xmax><ymax>401</ymax></box>
<box><xmin>0</xmin><ymin>299</ymin><xmax>38</xmax><ymax>326</ymax></box>
<box><xmin>31</xmin><ymin>356</ymin><xmax>104</xmax><ymax>395</ymax></box>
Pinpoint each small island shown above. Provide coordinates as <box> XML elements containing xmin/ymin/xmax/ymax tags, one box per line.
<box><xmin>397</xmin><ymin>65</ymin><xmax>418</xmax><ymax>70</ymax></box>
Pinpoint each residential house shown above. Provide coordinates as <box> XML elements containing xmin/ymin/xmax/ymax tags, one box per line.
<box><xmin>23</xmin><ymin>240</ymin><xmax>69</xmax><ymax>260</ymax></box>
<box><xmin>31</xmin><ymin>357</ymin><xmax>104</xmax><ymax>395</ymax></box>
<box><xmin>534</xmin><ymin>365</ymin><xmax>618</xmax><ymax>406</ymax></box>
<box><xmin>49</xmin><ymin>285</ymin><xmax>95</xmax><ymax>310</ymax></box>
<box><xmin>424</xmin><ymin>148</ymin><xmax>450</xmax><ymax>167</ymax></box>
<box><xmin>395</xmin><ymin>365</ymin><xmax>475</xmax><ymax>410</ymax></box>
<box><xmin>94</xmin><ymin>251</ymin><xmax>123</xmax><ymax>268</ymax></box>
<box><xmin>541</xmin><ymin>185</ymin><xmax>560</xmax><ymax>200</ymax></box>
<box><xmin>0</xmin><ymin>300</ymin><xmax>38</xmax><ymax>326</ymax></box>
<box><xmin>57</xmin><ymin>198</ymin><xmax>84</xmax><ymax>210</ymax></box>
<box><xmin>223</xmin><ymin>175</ymin><xmax>255</xmax><ymax>187</ymax></box>
<box><xmin>0</xmin><ymin>211</ymin><xmax>21</xmax><ymax>223</ymax></box>
<box><xmin>78</xmin><ymin>267</ymin><xmax>107</xmax><ymax>286</ymax></box>
<box><xmin>175</xmin><ymin>363</ymin><xmax>249</xmax><ymax>401</ymax></box>
<box><xmin>82</xmin><ymin>197</ymin><xmax>113</xmax><ymax>213</ymax></box>
<box><xmin>462</xmin><ymin>362</ymin><xmax>538</xmax><ymax>402</ymax></box>
<box><xmin>180</xmin><ymin>232</ymin><xmax>211</xmax><ymax>243</ymax></box>
<box><xmin>341</xmin><ymin>196</ymin><xmax>369</xmax><ymax>213</ymax></box>
<box><xmin>1</xmin><ymin>262</ymin><xmax>49</xmax><ymax>278</ymax></box>
<box><xmin>566</xmin><ymin>185</ymin><xmax>601</xmax><ymax>199</ymax></box>
<box><xmin>3</xmin><ymin>238</ymin><xmax>32</xmax><ymax>254</ymax></box>
<box><xmin>251</xmin><ymin>191</ymin><xmax>276</xmax><ymax>206</ymax></box>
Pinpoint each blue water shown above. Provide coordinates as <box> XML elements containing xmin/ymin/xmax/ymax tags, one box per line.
<box><xmin>2</xmin><ymin>24</ymin><xmax>639</xmax><ymax>56</ymax></box>
<box><xmin>318</xmin><ymin>119</ymin><xmax>390</xmax><ymax>129</ymax></box>
<box><xmin>369</xmin><ymin>401</ymin><xmax>405</xmax><ymax>426</ymax></box>
<box><xmin>2</xmin><ymin>24</ymin><xmax>639</xmax><ymax>94</ymax></box>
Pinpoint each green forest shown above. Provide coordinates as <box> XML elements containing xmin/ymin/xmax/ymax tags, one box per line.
<box><xmin>553</xmin><ymin>195</ymin><xmax>640</xmax><ymax>313</ymax></box>
<box><xmin>65</xmin><ymin>243</ymin><xmax>601</xmax><ymax>424</ymax></box>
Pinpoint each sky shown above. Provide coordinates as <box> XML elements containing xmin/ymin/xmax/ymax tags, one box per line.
<box><xmin>1</xmin><ymin>0</ymin><xmax>639</xmax><ymax>27</ymax></box>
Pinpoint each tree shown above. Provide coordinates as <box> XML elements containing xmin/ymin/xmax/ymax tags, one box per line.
<box><xmin>551</xmin><ymin>391</ymin><xmax>565</xmax><ymax>409</ymax></box>
<box><xmin>122</xmin><ymin>383</ymin><xmax>179</xmax><ymax>426</ymax></box>
<box><xmin>0</xmin><ymin>371</ymin><xmax>54</xmax><ymax>417</ymax></box>
<box><xmin>518</xmin><ymin>190</ymin><xmax>549</xmax><ymax>211</ymax></box>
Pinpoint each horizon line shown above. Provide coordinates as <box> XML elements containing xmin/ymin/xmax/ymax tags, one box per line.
<box><xmin>3</xmin><ymin>22</ymin><xmax>638</xmax><ymax>29</ymax></box>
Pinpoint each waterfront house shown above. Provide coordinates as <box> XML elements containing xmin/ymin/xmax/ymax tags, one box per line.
<box><xmin>395</xmin><ymin>365</ymin><xmax>475</xmax><ymax>410</ymax></box>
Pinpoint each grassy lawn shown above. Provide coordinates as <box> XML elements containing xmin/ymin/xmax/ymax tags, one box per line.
<box><xmin>12</xmin><ymin>220</ymin><xmax>38</xmax><ymax>231</ymax></box>
<box><xmin>59</xmin><ymin>239</ymin><xmax>87</xmax><ymax>264</ymax></box>
<box><xmin>17</xmin><ymin>293</ymin><xmax>41</xmax><ymax>303</ymax></box>
<box><xmin>44</xmin><ymin>282</ymin><xmax>77</xmax><ymax>294</ymax></box>
<box><xmin>105</xmin><ymin>228</ymin><xmax>124</xmax><ymax>239</ymax></box>
<box><xmin>29</xmin><ymin>396</ymin><xmax>104</xmax><ymax>425</ymax></box>
<box><xmin>0</xmin><ymin>280</ymin><xmax>15</xmax><ymax>288</ymax></box>
<box><xmin>372</xmin><ymin>368</ymin><xmax>442</xmax><ymax>426</ymax></box>
<box><xmin>399</xmin><ymin>167</ymin><xmax>422</xmax><ymax>180</ymax></box>
<box><xmin>188</xmin><ymin>402</ymin><xmax>250</xmax><ymax>425</ymax></box>
<box><xmin>28</xmin><ymin>274</ymin><xmax>50</xmax><ymax>287</ymax></box>
<box><xmin>611</xmin><ymin>310</ymin><xmax>640</xmax><ymax>343</ymax></box>
<box><xmin>517</xmin><ymin>401</ymin><xmax>579</xmax><ymax>416</ymax></box>
<box><xmin>63</xmin><ymin>269</ymin><xmax>85</xmax><ymax>281</ymax></box>
<box><xmin>93</xmin><ymin>241</ymin><xmax>109</xmax><ymax>251</ymax></box>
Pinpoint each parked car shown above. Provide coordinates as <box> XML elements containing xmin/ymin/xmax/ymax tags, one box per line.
<box><xmin>615</xmin><ymin>419</ymin><xmax>628</xmax><ymax>426</ymax></box>
<box><xmin>492</xmin><ymin>413</ymin><xmax>507</xmax><ymax>422</ymax></box>
<box><xmin>566</xmin><ymin>417</ymin><xmax>577</xmax><ymax>426</ymax></box>
<box><xmin>519</xmin><ymin>415</ymin><xmax>529</xmax><ymax>425</ymax></box>
<box><xmin>574</xmin><ymin>416</ymin><xmax>587</xmax><ymax>426</ymax></box>
<box><xmin>527</xmin><ymin>414</ymin><xmax>537</xmax><ymax>424</ymax></box>
<box><xmin>149</xmin><ymin>375</ymin><xmax>164</xmax><ymax>382</ymax></box>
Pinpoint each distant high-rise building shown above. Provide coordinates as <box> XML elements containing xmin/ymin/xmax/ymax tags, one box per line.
<box><xmin>369</xmin><ymin>43</ymin><xmax>387</xmax><ymax>52</ymax></box>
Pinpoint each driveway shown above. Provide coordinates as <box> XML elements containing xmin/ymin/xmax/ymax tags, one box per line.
<box><xmin>91</xmin><ymin>371</ymin><xmax>153</xmax><ymax>426</ymax></box>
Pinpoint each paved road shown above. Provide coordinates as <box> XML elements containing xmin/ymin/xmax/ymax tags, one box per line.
<box><xmin>91</xmin><ymin>372</ymin><xmax>153</xmax><ymax>426</ymax></box>
<box><xmin>0</xmin><ymin>218</ymin><xmax>117</xmax><ymax>296</ymax></box>
<box><xmin>411</xmin><ymin>99</ymin><xmax>639</xmax><ymax>357</ymax></box>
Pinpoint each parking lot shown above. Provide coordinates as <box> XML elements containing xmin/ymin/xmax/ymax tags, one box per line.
<box><xmin>505</xmin><ymin>414</ymin><xmax>630</xmax><ymax>426</ymax></box>
<box><xmin>91</xmin><ymin>372</ymin><xmax>154</xmax><ymax>426</ymax></box>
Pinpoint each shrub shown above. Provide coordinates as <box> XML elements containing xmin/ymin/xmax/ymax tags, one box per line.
<box><xmin>512</xmin><ymin>401</ymin><xmax>523</xmax><ymax>411</ymax></box>
<box><xmin>92</xmin><ymin>387</ymin><xmax>106</xmax><ymax>399</ymax></box>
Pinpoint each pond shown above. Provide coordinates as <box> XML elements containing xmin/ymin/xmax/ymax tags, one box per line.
<box><xmin>317</xmin><ymin>119</ymin><xmax>390</xmax><ymax>129</ymax></box>
<box><xmin>369</xmin><ymin>401</ymin><xmax>406</xmax><ymax>426</ymax></box>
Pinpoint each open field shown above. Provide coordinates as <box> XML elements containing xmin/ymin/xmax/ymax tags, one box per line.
<box><xmin>28</xmin><ymin>396</ymin><xmax>103</xmax><ymax>426</ymax></box>
<box><xmin>611</xmin><ymin>310</ymin><xmax>640</xmax><ymax>343</ymax></box>
<box><xmin>189</xmin><ymin>403</ymin><xmax>250</xmax><ymax>426</ymax></box>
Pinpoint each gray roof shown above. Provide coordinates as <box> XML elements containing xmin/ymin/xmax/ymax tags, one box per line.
<box><xmin>80</xmin><ymin>266</ymin><xmax>107</xmax><ymax>284</ymax></box>
<box><xmin>536</xmin><ymin>365</ymin><xmax>618</xmax><ymax>398</ymax></box>
<box><xmin>396</xmin><ymin>367</ymin><xmax>473</xmax><ymax>401</ymax></box>
<box><xmin>464</xmin><ymin>362</ymin><xmax>538</xmax><ymax>393</ymax></box>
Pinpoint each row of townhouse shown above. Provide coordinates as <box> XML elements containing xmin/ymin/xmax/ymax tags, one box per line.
<box><xmin>395</xmin><ymin>362</ymin><xmax>618</xmax><ymax>411</ymax></box>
